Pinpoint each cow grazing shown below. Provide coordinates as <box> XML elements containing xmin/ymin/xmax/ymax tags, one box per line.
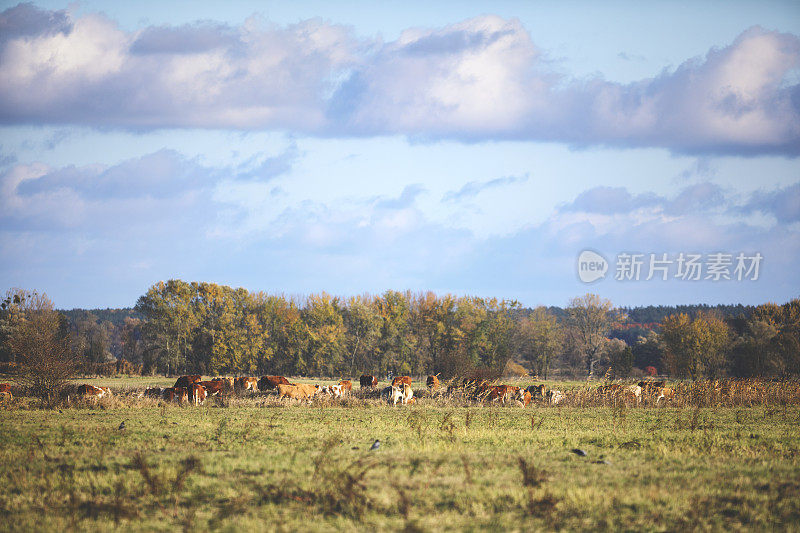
<box><xmin>626</xmin><ymin>384</ymin><xmax>642</xmax><ymax>404</ymax></box>
<box><xmin>656</xmin><ymin>387</ymin><xmax>675</xmax><ymax>404</ymax></box>
<box><xmin>234</xmin><ymin>377</ymin><xmax>259</xmax><ymax>393</ymax></box>
<box><xmin>276</xmin><ymin>383</ymin><xmax>319</xmax><ymax>401</ymax></box>
<box><xmin>379</xmin><ymin>386</ymin><xmax>394</xmax><ymax>402</ymax></box>
<box><xmin>211</xmin><ymin>377</ymin><xmax>235</xmax><ymax>393</ymax></box>
<box><xmin>389</xmin><ymin>383</ymin><xmax>414</xmax><ymax>406</ymax></box>
<box><xmin>321</xmin><ymin>384</ymin><xmax>343</xmax><ymax>398</ymax></box>
<box><xmin>487</xmin><ymin>385</ymin><xmax>513</xmax><ymax>404</ymax></box>
<box><xmin>360</xmin><ymin>375</ymin><xmax>378</xmax><ymax>388</ymax></box>
<box><xmin>189</xmin><ymin>383</ymin><xmax>207</xmax><ymax>405</ymax></box>
<box><xmin>198</xmin><ymin>381</ymin><xmax>224</xmax><ymax>397</ymax></box>
<box><xmin>258</xmin><ymin>375</ymin><xmax>291</xmax><ymax>391</ymax></box>
<box><xmin>514</xmin><ymin>389</ymin><xmax>532</xmax><ymax>406</ymax></box>
<box><xmin>392</xmin><ymin>376</ymin><xmax>412</xmax><ymax>388</ymax></box>
<box><xmin>174</xmin><ymin>375</ymin><xmax>202</xmax><ymax>389</ymax></box>
<box><xmin>426</xmin><ymin>375</ymin><xmax>440</xmax><ymax>390</ymax></box>
<box><xmin>163</xmin><ymin>387</ymin><xmax>188</xmax><ymax>403</ymax></box>
<box><xmin>141</xmin><ymin>387</ymin><xmax>164</xmax><ymax>398</ymax></box>
<box><xmin>77</xmin><ymin>384</ymin><xmax>111</xmax><ymax>399</ymax></box>
<box><xmin>0</xmin><ymin>391</ymin><xmax>12</xmax><ymax>403</ymax></box>
<box><xmin>338</xmin><ymin>380</ymin><xmax>352</xmax><ymax>394</ymax></box>
<box><xmin>638</xmin><ymin>380</ymin><xmax>666</xmax><ymax>404</ymax></box>
<box><xmin>526</xmin><ymin>384</ymin><xmax>547</xmax><ymax>402</ymax></box>
<box><xmin>598</xmin><ymin>383</ymin><xmax>641</xmax><ymax>405</ymax></box>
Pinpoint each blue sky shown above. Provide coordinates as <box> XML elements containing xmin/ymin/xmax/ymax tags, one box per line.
<box><xmin>0</xmin><ymin>1</ymin><xmax>798</xmax><ymax>309</ymax></box>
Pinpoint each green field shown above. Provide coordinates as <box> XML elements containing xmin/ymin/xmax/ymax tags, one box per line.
<box><xmin>1</xmin><ymin>380</ymin><xmax>799</xmax><ymax>531</ymax></box>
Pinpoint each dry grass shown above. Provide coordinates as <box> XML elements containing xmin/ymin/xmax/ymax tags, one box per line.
<box><xmin>2</xmin><ymin>377</ymin><xmax>797</xmax><ymax>412</ymax></box>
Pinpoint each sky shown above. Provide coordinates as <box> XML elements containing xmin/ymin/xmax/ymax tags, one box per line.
<box><xmin>0</xmin><ymin>1</ymin><xmax>798</xmax><ymax>309</ymax></box>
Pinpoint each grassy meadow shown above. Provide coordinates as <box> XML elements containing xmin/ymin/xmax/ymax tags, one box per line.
<box><xmin>1</xmin><ymin>377</ymin><xmax>799</xmax><ymax>531</ymax></box>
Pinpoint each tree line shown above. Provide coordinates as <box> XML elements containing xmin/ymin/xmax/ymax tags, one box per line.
<box><xmin>1</xmin><ymin>282</ymin><xmax>798</xmax><ymax>383</ymax></box>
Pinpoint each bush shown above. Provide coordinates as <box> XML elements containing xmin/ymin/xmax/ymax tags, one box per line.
<box><xmin>4</xmin><ymin>290</ymin><xmax>78</xmax><ymax>406</ymax></box>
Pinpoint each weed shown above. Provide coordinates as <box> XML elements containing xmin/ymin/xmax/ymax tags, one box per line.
<box><xmin>518</xmin><ymin>458</ymin><xmax>548</xmax><ymax>488</ymax></box>
<box><xmin>406</xmin><ymin>411</ymin><xmax>431</xmax><ymax>444</ymax></box>
<box><xmin>214</xmin><ymin>417</ymin><xmax>228</xmax><ymax>444</ymax></box>
<box><xmin>460</xmin><ymin>454</ymin><xmax>473</xmax><ymax>485</ymax></box>
<box><xmin>131</xmin><ymin>452</ymin><xmax>201</xmax><ymax>497</ymax></box>
<box><xmin>690</xmin><ymin>406</ymin><xmax>704</xmax><ymax>432</ymax></box>
<box><xmin>526</xmin><ymin>492</ymin><xmax>559</xmax><ymax>519</ymax></box>
<box><xmin>439</xmin><ymin>412</ymin><xmax>457</xmax><ymax>440</ymax></box>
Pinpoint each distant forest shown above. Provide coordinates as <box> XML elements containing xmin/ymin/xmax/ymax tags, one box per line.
<box><xmin>1</xmin><ymin>281</ymin><xmax>796</xmax><ymax>379</ymax></box>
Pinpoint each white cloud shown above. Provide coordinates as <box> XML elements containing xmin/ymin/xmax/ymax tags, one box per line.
<box><xmin>0</xmin><ymin>5</ymin><xmax>798</xmax><ymax>155</ymax></box>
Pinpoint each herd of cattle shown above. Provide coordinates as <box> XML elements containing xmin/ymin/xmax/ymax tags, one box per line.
<box><xmin>0</xmin><ymin>375</ymin><xmax>677</xmax><ymax>408</ymax></box>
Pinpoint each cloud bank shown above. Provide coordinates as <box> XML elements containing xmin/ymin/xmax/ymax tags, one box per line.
<box><xmin>2</xmin><ymin>144</ymin><xmax>797</xmax><ymax>306</ymax></box>
<box><xmin>1</xmin><ymin>4</ymin><xmax>799</xmax><ymax>155</ymax></box>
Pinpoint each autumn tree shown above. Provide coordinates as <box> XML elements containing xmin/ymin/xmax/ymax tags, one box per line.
<box><xmin>376</xmin><ymin>290</ymin><xmax>414</xmax><ymax>377</ymax></box>
<box><xmin>607</xmin><ymin>340</ymin><xmax>634</xmax><ymax>378</ymax></box>
<box><xmin>660</xmin><ymin>312</ymin><xmax>730</xmax><ymax>378</ymax></box>
<box><xmin>135</xmin><ymin>280</ymin><xmax>200</xmax><ymax>375</ymax></box>
<box><xmin>565</xmin><ymin>293</ymin><xmax>614</xmax><ymax>376</ymax></box>
<box><xmin>71</xmin><ymin>312</ymin><xmax>113</xmax><ymax>371</ymax></box>
<box><xmin>342</xmin><ymin>295</ymin><xmax>382</xmax><ymax>375</ymax></box>
<box><xmin>513</xmin><ymin>307</ymin><xmax>563</xmax><ymax>379</ymax></box>
<box><xmin>732</xmin><ymin>299</ymin><xmax>800</xmax><ymax>377</ymax></box>
<box><xmin>631</xmin><ymin>330</ymin><xmax>663</xmax><ymax>372</ymax></box>
<box><xmin>300</xmin><ymin>293</ymin><xmax>346</xmax><ymax>376</ymax></box>
<box><xmin>120</xmin><ymin>317</ymin><xmax>143</xmax><ymax>366</ymax></box>
<box><xmin>3</xmin><ymin>290</ymin><xmax>78</xmax><ymax>404</ymax></box>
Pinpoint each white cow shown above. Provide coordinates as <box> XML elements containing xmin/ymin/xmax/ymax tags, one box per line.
<box><xmin>320</xmin><ymin>384</ymin><xmax>343</xmax><ymax>399</ymax></box>
<box><xmin>546</xmin><ymin>389</ymin><xmax>564</xmax><ymax>405</ymax></box>
<box><xmin>389</xmin><ymin>384</ymin><xmax>414</xmax><ymax>406</ymax></box>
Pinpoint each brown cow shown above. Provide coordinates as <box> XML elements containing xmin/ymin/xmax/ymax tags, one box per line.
<box><xmin>174</xmin><ymin>375</ymin><xmax>202</xmax><ymax>388</ymax></box>
<box><xmin>77</xmin><ymin>384</ymin><xmax>111</xmax><ymax>399</ymax></box>
<box><xmin>198</xmin><ymin>381</ymin><xmax>224</xmax><ymax>396</ymax></box>
<box><xmin>163</xmin><ymin>387</ymin><xmax>188</xmax><ymax>403</ymax></box>
<box><xmin>426</xmin><ymin>375</ymin><xmax>440</xmax><ymax>390</ymax></box>
<box><xmin>657</xmin><ymin>387</ymin><xmax>675</xmax><ymax>404</ymax></box>
<box><xmin>234</xmin><ymin>377</ymin><xmax>259</xmax><ymax>393</ymax></box>
<box><xmin>258</xmin><ymin>375</ymin><xmax>291</xmax><ymax>391</ymax></box>
<box><xmin>526</xmin><ymin>384</ymin><xmax>546</xmax><ymax>401</ymax></box>
<box><xmin>638</xmin><ymin>380</ymin><xmax>666</xmax><ymax>404</ymax></box>
<box><xmin>360</xmin><ymin>375</ymin><xmax>378</xmax><ymax>388</ymax></box>
<box><xmin>0</xmin><ymin>383</ymin><xmax>12</xmax><ymax>394</ymax></box>
<box><xmin>212</xmin><ymin>377</ymin><xmax>235</xmax><ymax>392</ymax></box>
<box><xmin>338</xmin><ymin>380</ymin><xmax>352</xmax><ymax>394</ymax></box>
<box><xmin>188</xmin><ymin>383</ymin><xmax>207</xmax><ymax>405</ymax></box>
<box><xmin>487</xmin><ymin>385</ymin><xmax>512</xmax><ymax>404</ymax></box>
<box><xmin>516</xmin><ymin>389</ymin><xmax>532</xmax><ymax>406</ymax></box>
<box><xmin>392</xmin><ymin>376</ymin><xmax>412</xmax><ymax>387</ymax></box>
<box><xmin>277</xmin><ymin>383</ymin><xmax>319</xmax><ymax>401</ymax></box>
